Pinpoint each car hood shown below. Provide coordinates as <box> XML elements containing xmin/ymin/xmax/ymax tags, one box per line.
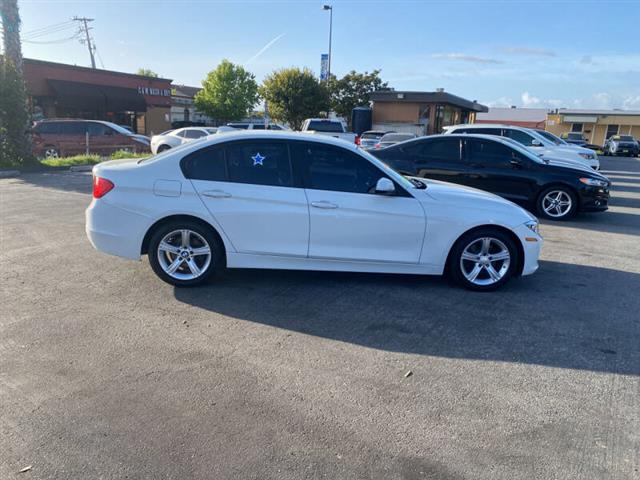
<box><xmin>412</xmin><ymin>177</ymin><xmax>536</xmax><ymax>223</ymax></box>
<box><xmin>541</xmin><ymin>156</ymin><xmax>596</xmax><ymax>173</ymax></box>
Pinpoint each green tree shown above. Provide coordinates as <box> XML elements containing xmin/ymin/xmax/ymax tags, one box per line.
<box><xmin>0</xmin><ymin>56</ymin><xmax>33</xmax><ymax>168</ymax></box>
<box><xmin>328</xmin><ymin>70</ymin><xmax>388</xmax><ymax>127</ymax></box>
<box><xmin>136</xmin><ymin>68</ymin><xmax>159</xmax><ymax>78</ymax></box>
<box><xmin>260</xmin><ymin>68</ymin><xmax>329</xmax><ymax>130</ymax></box>
<box><xmin>195</xmin><ymin>60</ymin><xmax>259</xmax><ymax>123</ymax></box>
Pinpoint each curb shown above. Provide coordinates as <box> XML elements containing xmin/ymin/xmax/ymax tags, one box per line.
<box><xmin>0</xmin><ymin>170</ymin><xmax>21</xmax><ymax>178</ymax></box>
<box><xmin>69</xmin><ymin>165</ymin><xmax>95</xmax><ymax>172</ymax></box>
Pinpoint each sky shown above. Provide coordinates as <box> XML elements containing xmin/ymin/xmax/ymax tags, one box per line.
<box><xmin>6</xmin><ymin>0</ymin><xmax>640</xmax><ymax>110</ymax></box>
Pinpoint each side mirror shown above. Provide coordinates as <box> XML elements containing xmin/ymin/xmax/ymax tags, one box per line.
<box><xmin>375</xmin><ymin>177</ymin><xmax>395</xmax><ymax>195</ymax></box>
<box><xmin>531</xmin><ymin>139</ymin><xmax>543</xmax><ymax>146</ymax></box>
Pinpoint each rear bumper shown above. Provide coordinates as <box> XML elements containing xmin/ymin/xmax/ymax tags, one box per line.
<box><xmin>86</xmin><ymin>199</ymin><xmax>150</xmax><ymax>260</ymax></box>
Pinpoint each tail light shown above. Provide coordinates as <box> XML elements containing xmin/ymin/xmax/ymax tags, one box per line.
<box><xmin>355</xmin><ymin>136</ymin><xmax>361</xmax><ymax>145</ymax></box>
<box><xmin>375</xmin><ymin>143</ymin><xmax>381</xmax><ymax>149</ymax></box>
<box><xmin>93</xmin><ymin>175</ymin><xmax>114</xmax><ymax>198</ymax></box>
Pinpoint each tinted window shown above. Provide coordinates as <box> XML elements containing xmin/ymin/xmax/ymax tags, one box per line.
<box><xmin>87</xmin><ymin>122</ymin><xmax>109</xmax><ymax>136</ymax></box>
<box><xmin>361</xmin><ymin>132</ymin><xmax>386</xmax><ymax>140</ymax></box>
<box><xmin>291</xmin><ymin>141</ymin><xmax>384</xmax><ymax>194</ymax></box>
<box><xmin>268</xmin><ymin>124</ymin><xmax>283</xmax><ymax>130</ymax></box>
<box><xmin>59</xmin><ymin>122</ymin><xmax>86</xmax><ymax>135</ymax></box>
<box><xmin>227</xmin><ymin>123</ymin><xmax>249</xmax><ymax>129</ymax></box>
<box><xmin>226</xmin><ymin>141</ymin><xmax>291</xmax><ymax>187</ymax></box>
<box><xmin>619</xmin><ymin>135</ymin><xmax>634</xmax><ymax>141</ymax></box>
<box><xmin>504</xmin><ymin>129</ymin><xmax>536</xmax><ymax>146</ymax></box>
<box><xmin>455</xmin><ymin>127</ymin><xmax>501</xmax><ymax>135</ymax></box>
<box><xmin>181</xmin><ymin>146</ymin><xmax>226</xmax><ymax>181</ymax></box>
<box><xmin>174</xmin><ymin>129</ymin><xmax>187</xmax><ymax>138</ymax></box>
<box><xmin>380</xmin><ymin>133</ymin><xmax>415</xmax><ymax>142</ymax></box>
<box><xmin>307</xmin><ymin>121</ymin><xmax>344</xmax><ymax>133</ymax></box>
<box><xmin>34</xmin><ymin>122</ymin><xmax>59</xmax><ymax>134</ymax></box>
<box><xmin>252</xmin><ymin>124</ymin><xmax>265</xmax><ymax>130</ymax></box>
<box><xmin>466</xmin><ymin>139</ymin><xmax>514</xmax><ymax>164</ymax></box>
<box><xmin>184</xmin><ymin>129</ymin><xmax>206</xmax><ymax>139</ymax></box>
<box><xmin>403</xmin><ymin>139</ymin><xmax>461</xmax><ymax>162</ymax></box>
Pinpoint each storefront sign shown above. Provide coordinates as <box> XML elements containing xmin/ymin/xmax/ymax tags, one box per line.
<box><xmin>138</xmin><ymin>86</ymin><xmax>171</xmax><ymax>97</ymax></box>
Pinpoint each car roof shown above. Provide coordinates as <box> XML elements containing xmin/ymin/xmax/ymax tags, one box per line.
<box><xmin>173</xmin><ymin>130</ymin><xmax>361</xmax><ymax>151</ymax></box>
<box><xmin>445</xmin><ymin>123</ymin><xmax>529</xmax><ymax>131</ymax></box>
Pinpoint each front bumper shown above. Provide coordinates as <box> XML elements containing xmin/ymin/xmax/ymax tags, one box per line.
<box><xmin>513</xmin><ymin>223</ymin><xmax>542</xmax><ymax>277</ymax></box>
<box><xmin>578</xmin><ymin>185</ymin><xmax>610</xmax><ymax>212</ymax></box>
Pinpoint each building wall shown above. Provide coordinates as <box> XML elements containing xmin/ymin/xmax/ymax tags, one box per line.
<box><xmin>372</xmin><ymin>103</ymin><xmax>421</xmax><ymax>123</ymax></box>
<box><xmin>145</xmin><ymin>106</ymin><xmax>171</xmax><ymax>136</ymax></box>
<box><xmin>547</xmin><ymin>113</ymin><xmax>640</xmax><ymax>145</ymax></box>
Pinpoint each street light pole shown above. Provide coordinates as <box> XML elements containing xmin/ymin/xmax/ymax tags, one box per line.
<box><xmin>323</xmin><ymin>4</ymin><xmax>332</xmax><ymax>81</ymax></box>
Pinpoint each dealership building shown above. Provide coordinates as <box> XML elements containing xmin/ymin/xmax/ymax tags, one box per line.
<box><xmin>23</xmin><ymin>58</ymin><xmax>173</xmax><ymax>135</ymax></box>
<box><xmin>370</xmin><ymin>89</ymin><xmax>488</xmax><ymax>135</ymax></box>
<box><xmin>546</xmin><ymin>109</ymin><xmax>640</xmax><ymax>145</ymax></box>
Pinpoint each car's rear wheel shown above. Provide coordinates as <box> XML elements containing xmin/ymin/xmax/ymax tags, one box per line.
<box><xmin>157</xmin><ymin>144</ymin><xmax>171</xmax><ymax>153</ymax></box>
<box><xmin>448</xmin><ymin>229</ymin><xmax>519</xmax><ymax>292</ymax></box>
<box><xmin>536</xmin><ymin>186</ymin><xmax>577</xmax><ymax>220</ymax></box>
<box><xmin>148</xmin><ymin>220</ymin><xmax>224</xmax><ymax>287</ymax></box>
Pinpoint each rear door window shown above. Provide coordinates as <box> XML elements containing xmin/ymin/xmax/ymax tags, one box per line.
<box><xmin>402</xmin><ymin>138</ymin><xmax>461</xmax><ymax>163</ymax></box>
<box><xmin>184</xmin><ymin>129</ymin><xmax>207</xmax><ymax>139</ymax></box>
<box><xmin>465</xmin><ymin>139</ymin><xmax>514</xmax><ymax>166</ymax></box>
<box><xmin>87</xmin><ymin>122</ymin><xmax>109</xmax><ymax>136</ymax></box>
<box><xmin>225</xmin><ymin>141</ymin><xmax>292</xmax><ymax>187</ymax></box>
<box><xmin>504</xmin><ymin>129</ymin><xmax>536</xmax><ymax>146</ymax></box>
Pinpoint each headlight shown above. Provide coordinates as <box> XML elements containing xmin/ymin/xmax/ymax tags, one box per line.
<box><xmin>525</xmin><ymin>220</ymin><xmax>539</xmax><ymax>234</ymax></box>
<box><xmin>578</xmin><ymin>153</ymin><xmax>594</xmax><ymax>160</ymax></box>
<box><xmin>579</xmin><ymin>177</ymin><xmax>608</xmax><ymax>187</ymax></box>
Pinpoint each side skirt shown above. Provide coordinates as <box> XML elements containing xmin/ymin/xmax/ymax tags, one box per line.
<box><xmin>226</xmin><ymin>253</ymin><xmax>443</xmax><ymax>275</ymax></box>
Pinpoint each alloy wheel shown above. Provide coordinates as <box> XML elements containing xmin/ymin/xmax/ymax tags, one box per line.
<box><xmin>45</xmin><ymin>148</ymin><xmax>59</xmax><ymax>159</ymax></box>
<box><xmin>459</xmin><ymin>237</ymin><xmax>511</xmax><ymax>286</ymax></box>
<box><xmin>542</xmin><ymin>190</ymin><xmax>573</xmax><ymax>218</ymax></box>
<box><xmin>156</xmin><ymin>229</ymin><xmax>212</xmax><ymax>281</ymax></box>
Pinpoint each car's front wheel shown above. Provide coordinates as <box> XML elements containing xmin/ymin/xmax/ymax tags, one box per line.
<box><xmin>148</xmin><ymin>220</ymin><xmax>224</xmax><ymax>287</ymax></box>
<box><xmin>448</xmin><ymin>229</ymin><xmax>519</xmax><ymax>291</ymax></box>
<box><xmin>536</xmin><ymin>186</ymin><xmax>577</xmax><ymax>220</ymax></box>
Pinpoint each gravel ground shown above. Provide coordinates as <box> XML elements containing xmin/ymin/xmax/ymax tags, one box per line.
<box><xmin>1</xmin><ymin>155</ymin><xmax>639</xmax><ymax>479</ymax></box>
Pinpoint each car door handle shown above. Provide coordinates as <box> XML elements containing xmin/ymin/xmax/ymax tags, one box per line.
<box><xmin>202</xmin><ymin>190</ymin><xmax>232</xmax><ymax>198</ymax></box>
<box><xmin>311</xmin><ymin>201</ymin><xmax>338</xmax><ymax>209</ymax></box>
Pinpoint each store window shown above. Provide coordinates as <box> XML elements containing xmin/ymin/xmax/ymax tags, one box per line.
<box><xmin>606</xmin><ymin>125</ymin><xmax>619</xmax><ymax>139</ymax></box>
<box><xmin>571</xmin><ymin>123</ymin><xmax>583</xmax><ymax>133</ymax></box>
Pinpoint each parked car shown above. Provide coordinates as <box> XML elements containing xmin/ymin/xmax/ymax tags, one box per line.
<box><xmin>372</xmin><ymin>134</ymin><xmax>610</xmax><ymax>221</ymax></box>
<box><xmin>226</xmin><ymin>122</ymin><xmax>288</xmax><ymax>130</ymax></box>
<box><xmin>150</xmin><ymin>127</ymin><xmax>217</xmax><ymax>154</ymax></box>
<box><xmin>300</xmin><ymin>118</ymin><xmax>358</xmax><ymax>144</ymax></box>
<box><xmin>375</xmin><ymin>132</ymin><xmax>418</xmax><ymax>149</ymax></box>
<box><xmin>560</xmin><ymin>132</ymin><xmax>588</xmax><ymax>146</ymax></box>
<box><xmin>32</xmin><ymin>119</ymin><xmax>150</xmax><ymax>158</ymax></box>
<box><xmin>535</xmin><ymin>129</ymin><xmax>604</xmax><ymax>155</ymax></box>
<box><xmin>603</xmin><ymin>135</ymin><xmax>639</xmax><ymax>156</ymax></box>
<box><xmin>359</xmin><ymin>130</ymin><xmax>391</xmax><ymax>150</ymax></box>
<box><xmin>86</xmin><ymin>131</ymin><xmax>542</xmax><ymax>291</ymax></box>
<box><xmin>444</xmin><ymin>124</ymin><xmax>600</xmax><ymax>170</ymax></box>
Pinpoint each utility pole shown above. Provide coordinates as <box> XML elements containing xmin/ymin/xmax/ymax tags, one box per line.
<box><xmin>73</xmin><ymin>16</ymin><xmax>96</xmax><ymax>69</ymax></box>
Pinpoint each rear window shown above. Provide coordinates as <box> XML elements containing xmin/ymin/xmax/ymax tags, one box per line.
<box><xmin>34</xmin><ymin>122</ymin><xmax>59</xmax><ymax>134</ymax></box>
<box><xmin>307</xmin><ymin>120</ymin><xmax>344</xmax><ymax>133</ymax></box>
<box><xmin>361</xmin><ymin>131</ymin><xmax>386</xmax><ymax>140</ymax></box>
<box><xmin>380</xmin><ymin>133</ymin><xmax>415</xmax><ymax>142</ymax></box>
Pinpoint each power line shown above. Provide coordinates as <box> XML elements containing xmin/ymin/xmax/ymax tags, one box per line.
<box><xmin>23</xmin><ymin>33</ymin><xmax>80</xmax><ymax>44</ymax></box>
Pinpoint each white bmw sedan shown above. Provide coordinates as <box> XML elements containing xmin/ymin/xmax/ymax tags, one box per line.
<box><xmin>86</xmin><ymin>132</ymin><xmax>542</xmax><ymax>291</ymax></box>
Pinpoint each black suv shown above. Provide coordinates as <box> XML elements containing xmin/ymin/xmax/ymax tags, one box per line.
<box><xmin>372</xmin><ymin>134</ymin><xmax>611</xmax><ymax>220</ymax></box>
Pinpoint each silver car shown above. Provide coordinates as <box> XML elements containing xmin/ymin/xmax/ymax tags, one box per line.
<box><xmin>376</xmin><ymin>132</ymin><xmax>418</xmax><ymax>149</ymax></box>
<box><xmin>359</xmin><ymin>130</ymin><xmax>391</xmax><ymax>150</ymax></box>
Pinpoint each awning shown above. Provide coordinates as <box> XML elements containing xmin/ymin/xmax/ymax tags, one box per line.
<box><xmin>47</xmin><ymin>80</ymin><xmax>146</xmax><ymax>112</ymax></box>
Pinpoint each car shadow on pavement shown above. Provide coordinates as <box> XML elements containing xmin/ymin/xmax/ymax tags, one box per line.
<box><xmin>174</xmin><ymin>260</ymin><xmax>640</xmax><ymax>376</ymax></box>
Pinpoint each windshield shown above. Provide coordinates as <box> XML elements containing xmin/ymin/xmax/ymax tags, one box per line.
<box><xmin>619</xmin><ymin>135</ymin><xmax>634</xmax><ymax>141</ymax></box>
<box><xmin>359</xmin><ymin>148</ymin><xmax>416</xmax><ymax>191</ymax></box>
<box><xmin>536</xmin><ymin>129</ymin><xmax>567</xmax><ymax>146</ymax></box>
<box><xmin>106</xmin><ymin>122</ymin><xmax>135</xmax><ymax>136</ymax></box>
<box><xmin>204</xmin><ymin>128</ymin><xmax>217</xmax><ymax>134</ymax></box>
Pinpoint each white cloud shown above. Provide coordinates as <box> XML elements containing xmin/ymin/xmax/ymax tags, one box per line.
<box><xmin>484</xmin><ymin>96</ymin><xmax>514</xmax><ymax>108</ymax></box>
<box><xmin>431</xmin><ymin>53</ymin><xmax>503</xmax><ymax>64</ymax></box>
<box><xmin>622</xmin><ymin>95</ymin><xmax>640</xmax><ymax>110</ymax></box>
<box><xmin>500</xmin><ymin>46</ymin><xmax>556</xmax><ymax>57</ymax></box>
<box><xmin>521</xmin><ymin>92</ymin><xmax>541</xmax><ymax>107</ymax></box>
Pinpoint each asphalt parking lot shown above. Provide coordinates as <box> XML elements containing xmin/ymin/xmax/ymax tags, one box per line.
<box><xmin>1</xmin><ymin>156</ymin><xmax>639</xmax><ymax>479</ymax></box>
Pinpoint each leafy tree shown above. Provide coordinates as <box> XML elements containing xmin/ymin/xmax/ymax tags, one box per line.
<box><xmin>0</xmin><ymin>56</ymin><xmax>33</xmax><ymax>168</ymax></box>
<box><xmin>328</xmin><ymin>70</ymin><xmax>388</xmax><ymax>127</ymax></box>
<box><xmin>136</xmin><ymin>68</ymin><xmax>159</xmax><ymax>78</ymax></box>
<box><xmin>260</xmin><ymin>68</ymin><xmax>329</xmax><ymax>130</ymax></box>
<box><xmin>195</xmin><ymin>60</ymin><xmax>259</xmax><ymax>123</ymax></box>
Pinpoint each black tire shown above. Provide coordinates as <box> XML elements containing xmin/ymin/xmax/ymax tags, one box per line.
<box><xmin>42</xmin><ymin>146</ymin><xmax>60</xmax><ymax>159</ymax></box>
<box><xmin>147</xmin><ymin>220</ymin><xmax>224</xmax><ymax>287</ymax></box>
<box><xmin>448</xmin><ymin>228</ymin><xmax>519</xmax><ymax>292</ymax></box>
<box><xmin>157</xmin><ymin>144</ymin><xmax>171</xmax><ymax>153</ymax></box>
<box><xmin>536</xmin><ymin>186</ymin><xmax>578</xmax><ymax>221</ymax></box>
